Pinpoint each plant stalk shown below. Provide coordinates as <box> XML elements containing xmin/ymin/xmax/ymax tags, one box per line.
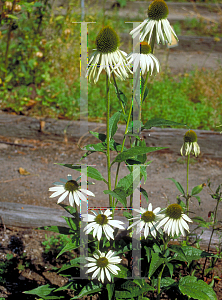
<box><xmin>186</xmin><ymin>153</ymin><xmax>190</xmax><ymax>216</ymax></box>
<box><xmin>106</xmin><ymin>74</ymin><xmax>112</xmax><ymax>209</ymax></box>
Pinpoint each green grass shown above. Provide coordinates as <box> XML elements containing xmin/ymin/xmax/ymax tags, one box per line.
<box><xmin>1</xmin><ymin>68</ymin><xmax>222</xmax><ymax>131</ymax></box>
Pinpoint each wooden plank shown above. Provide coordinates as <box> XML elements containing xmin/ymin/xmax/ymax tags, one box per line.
<box><xmin>0</xmin><ymin>202</ymin><xmax>71</xmax><ymax>228</ymax></box>
<box><xmin>0</xmin><ymin>111</ymin><xmax>221</xmax><ymax>160</ymax></box>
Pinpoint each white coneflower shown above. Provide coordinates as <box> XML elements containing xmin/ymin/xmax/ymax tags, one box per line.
<box><xmin>157</xmin><ymin>204</ymin><xmax>192</xmax><ymax>237</ymax></box>
<box><xmin>127</xmin><ymin>203</ymin><xmax>164</xmax><ymax>238</ymax></box>
<box><xmin>130</xmin><ymin>0</ymin><xmax>178</xmax><ymax>45</ymax></box>
<box><xmin>86</xmin><ymin>26</ymin><xmax>132</xmax><ymax>83</ymax></box>
<box><xmin>49</xmin><ymin>174</ymin><xmax>95</xmax><ymax>206</ymax></box>
<box><xmin>180</xmin><ymin>130</ymin><xmax>200</xmax><ymax>157</ymax></box>
<box><xmin>85</xmin><ymin>250</ymin><xmax>121</xmax><ymax>283</ymax></box>
<box><xmin>127</xmin><ymin>41</ymin><xmax>160</xmax><ymax>75</ymax></box>
<box><xmin>82</xmin><ymin>209</ymin><xmax>125</xmax><ymax>241</ymax></box>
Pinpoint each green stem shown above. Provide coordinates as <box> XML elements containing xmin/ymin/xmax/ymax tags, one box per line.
<box><xmin>106</xmin><ymin>74</ymin><xmax>112</xmax><ymax>209</ymax></box>
<box><xmin>112</xmin><ymin>73</ymin><xmax>125</xmax><ymax>115</ymax></box>
<box><xmin>114</xmin><ymin>97</ymin><xmax>133</xmax><ymax>190</ymax></box>
<box><xmin>156</xmin><ymin>240</ymin><xmax>168</xmax><ymax>299</ymax></box>
<box><xmin>141</xmin><ymin>72</ymin><xmax>149</xmax><ymax>104</ymax></box>
<box><xmin>202</xmin><ymin>199</ymin><xmax>220</xmax><ymax>277</ymax></box>
<box><xmin>186</xmin><ymin>153</ymin><xmax>190</xmax><ymax>216</ymax></box>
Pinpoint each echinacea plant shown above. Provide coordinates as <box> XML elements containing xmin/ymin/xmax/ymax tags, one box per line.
<box><xmin>25</xmin><ymin>2</ymin><xmax>217</xmax><ymax>300</ymax></box>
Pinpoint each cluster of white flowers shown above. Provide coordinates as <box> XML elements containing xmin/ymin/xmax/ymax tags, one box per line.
<box><xmin>49</xmin><ymin>175</ymin><xmax>192</xmax><ymax>282</ymax></box>
<box><xmin>86</xmin><ymin>0</ymin><xmax>179</xmax><ymax>84</ymax></box>
<box><xmin>47</xmin><ymin>0</ymin><xmax>201</xmax><ymax>285</ymax></box>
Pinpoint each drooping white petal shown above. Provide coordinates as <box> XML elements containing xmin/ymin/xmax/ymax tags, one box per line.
<box><xmin>57</xmin><ymin>191</ymin><xmax>69</xmax><ymax>203</ymax></box>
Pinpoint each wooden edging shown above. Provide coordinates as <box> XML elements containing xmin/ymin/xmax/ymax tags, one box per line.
<box><xmin>0</xmin><ymin>111</ymin><xmax>221</xmax><ymax>160</ymax></box>
<box><xmin>0</xmin><ymin>202</ymin><xmax>219</xmax><ymax>249</ymax></box>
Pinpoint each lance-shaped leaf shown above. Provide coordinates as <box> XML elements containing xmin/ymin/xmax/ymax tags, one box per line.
<box><xmin>115</xmin><ymin>280</ymin><xmax>154</xmax><ymax>299</ymax></box>
<box><xmin>57</xmin><ymin>164</ymin><xmax>107</xmax><ymax>183</ymax></box>
<box><xmin>89</xmin><ymin>131</ymin><xmax>106</xmax><ymax>142</ymax></box>
<box><xmin>72</xmin><ymin>281</ymin><xmax>103</xmax><ymax>299</ymax></box>
<box><xmin>24</xmin><ymin>284</ymin><xmax>62</xmax><ymax>298</ymax></box>
<box><xmin>104</xmin><ymin>187</ymin><xmax>127</xmax><ymax>207</ymax></box>
<box><xmin>179</xmin><ymin>276</ymin><xmax>217</xmax><ymax>300</ymax></box>
<box><xmin>179</xmin><ymin>246</ymin><xmax>215</xmax><ymax>262</ymax></box>
<box><xmin>109</xmin><ymin>111</ymin><xmax>121</xmax><ymax>139</ymax></box>
<box><xmin>191</xmin><ymin>184</ymin><xmax>204</xmax><ymax>196</ymax></box>
<box><xmin>148</xmin><ymin>252</ymin><xmax>165</xmax><ymax>278</ymax></box>
<box><xmin>142</xmin><ymin>118</ymin><xmax>185</xmax><ymax>131</ymax></box>
<box><xmin>112</xmin><ymin>146</ymin><xmax>166</xmax><ymax>165</ymax></box>
<box><xmin>106</xmin><ymin>283</ymin><xmax>115</xmax><ymax>300</ymax></box>
<box><xmin>167</xmin><ymin>178</ymin><xmax>185</xmax><ymax>195</ymax></box>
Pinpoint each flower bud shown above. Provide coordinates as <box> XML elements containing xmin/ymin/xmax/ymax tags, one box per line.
<box><xmin>14</xmin><ymin>4</ymin><xmax>21</xmax><ymax>12</ymax></box>
<box><xmin>36</xmin><ymin>51</ymin><xmax>43</xmax><ymax>58</ymax></box>
<box><xmin>41</xmin><ymin>39</ymin><xmax>47</xmax><ymax>45</ymax></box>
<box><xmin>64</xmin><ymin>28</ymin><xmax>71</xmax><ymax>35</ymax></box>
<box><xmin>5</xmin><ymin>1</ymin><xmax>13</xmax><ymax>11</ymax></box>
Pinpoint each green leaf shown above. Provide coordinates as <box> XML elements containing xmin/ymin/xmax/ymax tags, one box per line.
<box><xmin>115</xmin><ymin>280</ymin><xmax>154</xmax><ymax>298</ymax></box>
<box><xmin>140</xmin><ymin>187</ymin><xmax>149</xmax><ymax>203</ymax></box>
<box><xmin>115</xmin><ymin>88</ymin><xmax>128</xmax><ymax>107</ymax></box>
<box><xmin>180</xmin><ymin>246</ymin><xmax>214</xmax><ymax>262</ymax></box>
<box><xmin>109</xmin><ymin>112</ymin><xmax>121</xmax><ymax>139</ymax></box>
<box><xmin>115</xmin><ymin>265</ymin><xmax>131</xmax><ymax>278</ymax></box>
<box><xmin>127</xmin><ymin>120</ymin><xmax>143</xmax><ymax>134</ymax></box>
<box><xmin>165</xmin><ymin>262</ymin><xmax>174</xmax><ymax>278</ymax></box>
<box><xmin>112</xmin><ymin>146</ymin><xmax>166</xmax><ymax>165</ymax></box>
<box><xmin>104</xmin><ymin>187</ymin><xmax>127</xmax><ymax>207</ymax></box>
<box><xmin>24</xmin><ymin>284</ymin><xmax>63</xmax><ymax>298</ymax></box>
<box><xmin>6</xmin><ymin>14</ymin><xmax>19</xmax><ymax>20</ymax></box>
<box><xmin>89</xmin><ymin>131</ymin><xmax>106</xmax><ymax>142</ymax></box>
<box><xmin>106</xmin><ymin>283</ymin><xmax>115</xmax><ymax>300</ymax></box>
<box><xmin>148</xmin><ymin>252</ymin><xmax>165</xmax><ymax>278</ymax></box>
<box><xmin>62</xmin><ymin>216</ymin><xmax>78</xmax><ymax>231</ymax></box>
<box><xmin>179</xmin><ymin>276</ymin><xmax>217</xmax><ymax>300</ymax></box>
<box><xmin>192</xmin><ymin>216</ymin><xmax>210</xmax><ymax>228</ymax></box>
<box><xmin>123</xmin><ymin>211</ymin><xmax>133</xmax><ymax>219</ymax></box>
<box><xmin>57</xmin><ymin>257</ymin><xmax>85</xmax><ymax>273</ymax></box>
<box><xmin>83</xmin><ymin>142</ymin><xmax>107</xmax><ymax>152</ymax></box>
<box><xmin>193</xmin><ymin>195</ymin><xmax>201</xmax><ymax>205</ymax></box>
<box><xmin>142</xmin><ymin>118</ymin><xmax>185</xmax><ymax>130</ymax></box>
<box><xmin>168</xmin><ymin>245</ymin><xmax>187</xmax><ymax>262</ymax></box>
<box><xmin>57</xmin><ymin>164</ymin><xmax>107</xmax><ymax>183</ymax></box>
<box><xmin>117</xmin><ymin>168</ymin><xmax>140</xmax><ymax>197</ymax></box>
<box><xmin>144</xmin><ymin>246</ymin><xmax>152</xmax><ymax>263</ymax></box>
<box><xmin>56</xmin><ymin>239</ymin><xmax>79</xmax><ymax>258</ymax></box>
<box><xmin>72</xmin><ymin>281</ymin><xmax>103</xmax><ymax>299</ymax></box>
<box><xmin>191</xmin><ymin>184</ymin><xmax>204</xmax><ymax>196</ymax></box>
<box><xmin>167</xmin><ymin>178</ymin><xmax>185</xmax><ymax>195</ymax></box>
<box><xmin>160</xmin><ymin>277</ymin><xmax>176</xmax><ymax>288</ymax></box>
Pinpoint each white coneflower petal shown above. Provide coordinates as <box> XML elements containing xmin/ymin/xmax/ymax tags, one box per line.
<box><xmin>180</xmin><ymin>130</ymin><xmax>200</xmax><ymax>157</ymax></box>
<box><xmin>157</xmin><ymin>204</ymin><xmax>192</xmax><ymax>237</ymax></box>
<box><xmin>57</xmin><ymin>191</ymin><xmax>68</xmax><ymax>205</ymax></box>
<box><xmin>87</xmin><ymin>26</ymin><xmax>132</xmax><ymax>83</ymax></box>
<box><xmin>49</xmin><ymin>175</ymin><xmax>95</xmax><ymax>207</ymax></box>
<box><xmin>130</xmin><ymin>0</ymin><xmax>178</xmax><ymax>45</ymax></box>
<box><xmin>82</xmin><ymin>209</ymin><xmax>125</xmax><ymax>241</ymax></box>
<box><xmin>127</xmin><ymin>203</ymin><xmax>164</xmax><ymax>238</ymax></box>
<box><xmin>85</xmin><ymin>251</ymin><xmax>121</xmax><ymax>283</ymax></box>
<box><xmin>127</xmin><ymin>41</ymin><xmax>160</xmax><ymax>76</ymax></box>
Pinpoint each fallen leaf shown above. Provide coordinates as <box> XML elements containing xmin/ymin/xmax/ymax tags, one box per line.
<box><xmin>18</xmin><ymin>167</ymin><xmax>30</xmax><ymax>175</ymax></box>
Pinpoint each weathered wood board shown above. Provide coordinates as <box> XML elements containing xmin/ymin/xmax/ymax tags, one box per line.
<box><xmin>0</xmin><ymin>111</ymin><xmax>221</xmax><ymax>160</ymax></box>
<box><xmin>0</xmin><ymin>202</ymin><xmax>70</xmax><ymax>228</ymax></box>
